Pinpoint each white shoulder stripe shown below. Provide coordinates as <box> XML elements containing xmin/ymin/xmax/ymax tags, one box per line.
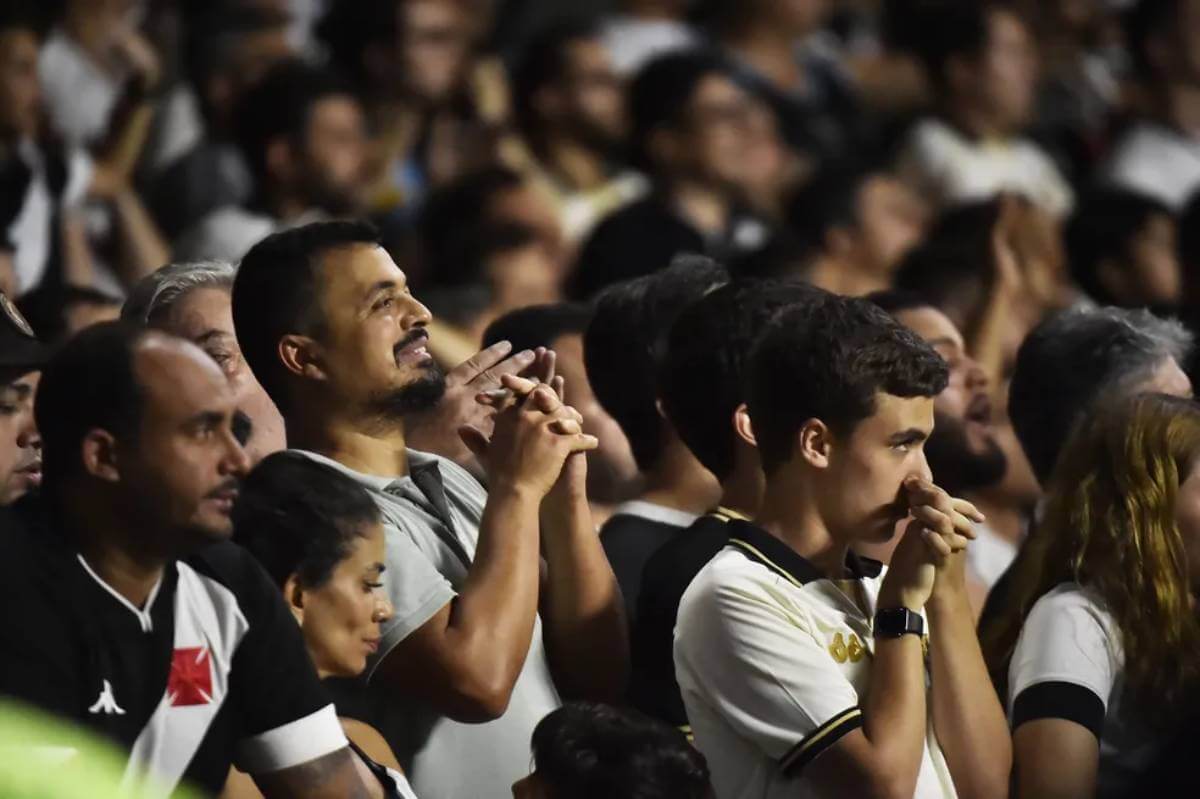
<box><xmin>235</xmin><ymin>704</ymin><xmax>348</xmax><ymax>774</ymax></box>
<box><xmin>121</xmin><ymin>564</ymin><xmax>250</xmax><ymax>798</ymax></box>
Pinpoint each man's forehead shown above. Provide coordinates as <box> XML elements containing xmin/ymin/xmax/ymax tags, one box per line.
<box><xmin>872</xmin><ymin>392</ymin><xmax>935</xmax><ymax>427</ymax></box>
<box><xmin>896</xmin><ymin>307</ymin><xmax>964</xmax><ymax>350</ymax></box>
<box><xmin>134</xmin><ymin>336</ymin><xmax>232</xmax><ymax>408</ymax></box>
<box><xmin>319</xmin><ymin>244</ymin><xmax>405</xmax><ymax>296</ymax></box>
<box><xmin>166</xmin><ymin>286</ymin><xmax>235</xmax><ymax>340</ymax></box>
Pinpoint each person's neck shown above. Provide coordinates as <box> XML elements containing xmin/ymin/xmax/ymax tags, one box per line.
<box><xmin>1161</xmin><ymin>82</ymin><xmax>1200</xmax><ymax>139</ymax></box>
<box><xmin>543</xmin><ymin>137</ymin><xmax>610</xmax><ymax>192</ymax></box>
<box><xmin>755</xmin><ymin>477</ymin><xmax>848</xmax><ymax>578</ymax></box>
<box><xmin>719</xmin><ymin>448</ymin><xmax>764</xmax><ymax>519</ymax></box>
<box><xmin>288</xmin><ymin>412</ymin><xmax>411</xmax><ymax>479</ymax></box>
<box><xmin>65</xmin><ymin>500</ymin><xmax>167</xmax><ymax>609</ymax></box>
<box><xmin>667</xmin><ymin>179</ymin><xmax>731</xmax><ymax>237</ymax></box>
<box><xmin>944</xmin><ymin>102</ymin><xmax>1011</xmax><ymax>142</ymax></box>
<box><xmin>638</xmin><ymin>440</ymin><xmax>721</xmax><ymax>517</ymax></box>
<box><xmin>806</xmin><ymin>254</ymin><xmax>891</xmax><ymax>297</ymax></box>
<box><xmin>63</xmin><ymin>11</ymin><xmax>113</xmax><ymax>68</ymax></box>
<box><xmin>724</xmin><ymin>22</ymin><xmax>807</xmax><ymax>92</ymax></box>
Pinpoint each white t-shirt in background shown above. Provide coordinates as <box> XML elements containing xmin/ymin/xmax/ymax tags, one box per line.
<box><xmin>898</xmin><ymin>118</ymin><xmax>1074</xmax><ymax>217</ymax></box>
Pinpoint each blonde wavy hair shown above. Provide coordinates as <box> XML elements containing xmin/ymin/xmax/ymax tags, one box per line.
<box><xmin>982</xmin><ymin>393</ymin><xmax>1200</xmax><ymax>727</ymax></box>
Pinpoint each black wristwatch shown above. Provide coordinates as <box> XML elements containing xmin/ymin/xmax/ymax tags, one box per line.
<box><xmin>874</xmin><ymin>607</ymin><xmax>925</xmax><ymax>639</ymax></box>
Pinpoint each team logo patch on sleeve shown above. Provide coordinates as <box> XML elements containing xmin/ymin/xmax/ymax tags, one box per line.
<box><xmin>167</xmin><ymin>647</ymin><xmax>214</xmax><ymax>706</ymax></box>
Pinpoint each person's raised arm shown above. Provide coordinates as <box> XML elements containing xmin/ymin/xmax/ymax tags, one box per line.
<box><xmin>536</xmin><ymin>373</ymin><xmax>628</xmax><ymax>702</ymax></box>
<box><xmin>373</xmin><ymin>381</ymin><xmax>597</xmax><ymax>721</ymax></box>
<box><xmin>804</xmin><ymin>520</ymin><xmax>952</xmax><ymax>799</ymax></box>
<box><xmin>915</xmin><ymin>480</ymin><xmax>1012</xmax><ymax>799</ymax></box>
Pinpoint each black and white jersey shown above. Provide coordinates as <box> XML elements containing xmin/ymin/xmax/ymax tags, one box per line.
<box><xmin>0</xmin><ymin>499</ymin><xmax>347</xmax><ymax>797</ymax></box>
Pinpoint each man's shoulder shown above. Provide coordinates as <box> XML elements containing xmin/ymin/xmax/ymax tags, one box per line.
<box><xmin>184</xmin><ymin>541</ymin><xmax>276</xmax><ymax>605</ymax></box>
<box><xmin>641</xmin><ymin>515</ymin><xmax>731</xmax><ymax>585</ymax></box>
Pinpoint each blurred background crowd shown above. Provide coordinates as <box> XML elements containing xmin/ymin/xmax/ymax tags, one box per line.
<box><xmin>7</xmin><ymin>0</ymin><xmax>1200</xmax><ymax>528</ymax></box>
<box><xmin>4</xmin><ymin>0</ymin><xmax>1198</xmax><ymax>348</ymax></box>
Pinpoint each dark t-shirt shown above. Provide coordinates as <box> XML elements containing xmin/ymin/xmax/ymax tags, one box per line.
<box><xmin>630</xmin><ymin>513</ymin><xmax>732</xmax><ymax>729</ymax></box>
<box><xmin>600</xmin><ymin>512</ymin><xmax>688</xmax><ymax>630</ymax></box>
<box><xmin>0</xmin><ymin>497</ymin><xmax>342</xmax><ymax>796</ymax></box>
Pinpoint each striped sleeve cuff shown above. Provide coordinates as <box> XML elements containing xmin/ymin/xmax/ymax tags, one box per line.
<box><xmin>236</xmin><ymin>703</ymin><xmax>348</xmax><ymax>774</ymax></box>
<box><xmin>1012</xmin><ymin>681</ymin><xmax>1105</xmax><ymax>739</ymax></box>
<box><xmin>780</xmin><ymin>706</ymin><xmax>863</xmax><ymax>775</ymax></box>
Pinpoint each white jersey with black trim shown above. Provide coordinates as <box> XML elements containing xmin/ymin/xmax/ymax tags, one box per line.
<box><xmin>1008</xmin><ymin>583</ymin><xmax>1165</xmax><ymax>798</ymax></box>
<box><xmin>674</xmin><ymin>519</ymin><xmax>957</xmax><ymax>799</ymax></box>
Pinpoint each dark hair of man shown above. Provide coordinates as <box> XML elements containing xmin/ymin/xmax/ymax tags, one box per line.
<box><xmin>0</xmin><ymin>1</ymin><xmax>49</xmax><ymax>40</ymax></box>
<box><xmin>749</xmin><ymin>294</ymin><xmax>949</xmax><ymax>475</ymax></box>
<box><xmin>659</xmin><ymin>279</ymin><xmax>826</xmax><ymax>481</ymax></box>
<box><xmin>894</xmin><ymin>198</ymin><xmax>998</xmax><ymax>312</ymax></box>
<box><xmin>628</xmin><ymin>49</ymin><xmax>741</xmax><ymax>172</ymax></box>
<box><xmin>907</xmin><ymin>1</ymin><xmax>1002</xmax><ymax>89</ymax></box>
<box><xmin>1066</xmin><ymin>187</ymin><xmax>1173</xmax><ymax>306</ymax></box>
<box><xmin>315</xmin><ymin>0</ymin><xmax>399</xmax><ymax>92</ymax></box>
<box><xmin>17</xmin><ymin>284</ymin><xmax>123</xmax><ymax>345</ymax></box>
<box><xmin>785</xmin><ymin>160</ymin><xmax>881</xmax><ymax>261</ymax></box>
<box><xmin>34</xmin><ymin>322</ymin><xmax>148</xmax><ymax>493</ymax></box>
<box><xmin>232</xmin><ymin>219</ymin><xmax>382</xmax><ymax>416</ymax></box>
<box><xmin>1126</xmin><ymin>0</ymin><xmax>1181</xmax><ymax>78</ymax></box>
<box><xmin>233</xmin><ymin>58</ymin><xmax>355</xmax><ymax>189</ymax></box>
<box><xmin>583</xmin><ymin>255</ymin><xmax>729</xmax><ymax>471</ymax></box>
<box><xmin>233</xmin><ymin>452</ymin><xmax>382</xmax><ymax>589</ymax></box>
<box><xmin>512</xmin><ymin>18</ymin><xmax>602</xmax><ymax>152</ymax></box>
<box><xmin>418</xmin><ymin>166</ymin><xmax>530</xmax><ymax>292</ymax></box>
<box><xmin>482</xmin><ymin>303</ymin><xmax>592</xmax><ymax>353</ymax></box>
<box><xmin>182</xmin><ymin>5</ymin><xmax>291</xmax><ymax>99</ymax></box>
<box><xmin>530</xmin><ymin>702</ymin><xmax>712</xmax><ymax>799</ymax></box>
<box><xmin>1009</xmin><ymin>306</ymin><xmax>1194</xmax><ymax>484</ymax></box>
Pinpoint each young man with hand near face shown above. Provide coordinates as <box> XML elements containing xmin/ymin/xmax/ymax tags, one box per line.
<box><xmin>674</xmin><ymin>294</ymin><xmax>1010</xmax><ymax>799</ymax></box>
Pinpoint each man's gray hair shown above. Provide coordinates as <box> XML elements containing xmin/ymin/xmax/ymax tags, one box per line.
<box><xmin>121</xmin><ymin>261</ymin><xmax>237</xmax><ymax>326</ymax></box>
<box><xmin>1010</xmin><ymin>305</ymin><xmax>1195</xmax><ymax>483</ymax></box>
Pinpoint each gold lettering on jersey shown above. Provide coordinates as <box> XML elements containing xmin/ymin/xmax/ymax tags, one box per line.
<box><xmin>829</xmin><ymin>632</ymin><xmax>866</xmax><ymax>664</ymax></box>
<box><xmin>846</xmin><ymin>634</ymin><xmax>865</xmax><ymax>663</ymax></box>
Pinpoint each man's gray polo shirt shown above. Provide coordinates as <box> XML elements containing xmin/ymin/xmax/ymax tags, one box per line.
<box><xmin>293</xmin><ymin>448</ymin><xmax>560</xmax><ymax>799</ymax></box>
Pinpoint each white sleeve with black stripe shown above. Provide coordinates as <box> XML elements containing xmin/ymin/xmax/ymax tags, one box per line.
<box><xmin>1007</xmin><ymin>585</ymin><xmax>1120</xmax><ymax>739</ymax></box>
<box><xmin>674</xmin><ymin>567</ymin><xmax>862</xmax><ymax>776</ymax></box>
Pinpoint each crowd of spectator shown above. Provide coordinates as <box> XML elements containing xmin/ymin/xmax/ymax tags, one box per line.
<box><xmin>3</xmin><ymin>1</ymin><xmax>1200</xmax><ymax>797</ymax></box>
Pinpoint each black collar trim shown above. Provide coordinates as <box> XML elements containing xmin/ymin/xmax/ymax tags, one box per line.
<box><xmin>725</xmin><ymin>520</ymin><xmax>883</xmax><ymax>586</ymax></box>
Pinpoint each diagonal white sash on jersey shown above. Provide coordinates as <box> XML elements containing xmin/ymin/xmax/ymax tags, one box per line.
<box><xmin>120</xmin><ymin>563</ymin><xmax>249</xmax><ymax>798</ymax></box>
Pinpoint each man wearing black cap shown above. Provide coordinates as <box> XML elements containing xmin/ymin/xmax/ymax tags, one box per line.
<box><xmin>0</xmin><ymin>290</ymin><xmax>47</xmax><ymax>505</ymax></box>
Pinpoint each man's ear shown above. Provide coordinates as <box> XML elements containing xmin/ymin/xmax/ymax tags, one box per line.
<box><xmin>278</xmin><ymin>335</ymin><xmax>328</xmax><ymax>382</ymax></box>
<box><xmin>283</xmin><ymin>573</ymin><xmax>306</xmax><ymax>625</ymax></box>
<box><xmin>81</xmin><ymin>429</ymin><xmax>121</xmax><ymax>483</ymax></box>
<box><xmin>797</xmin><ymin>418</ymin><xmax>833</xmax><ymax>469</ymax></box>
<box><xmin>733</xmin><ymin>403</ymin><xmax>757</xmax><ymax>448</ymax></box>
